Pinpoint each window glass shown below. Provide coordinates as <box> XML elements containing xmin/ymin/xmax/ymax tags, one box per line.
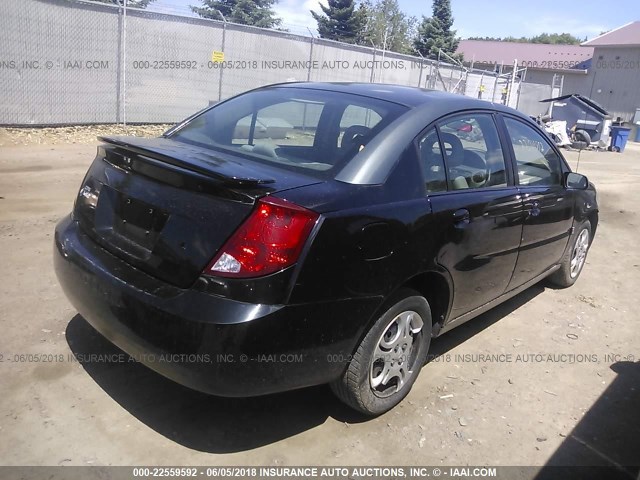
<box><xmin>418</xmin><ymin>128</ymin><xmax>447</xmax><ymax>193</ymax></box>
<box><xmin>170</xmin><ymin>88</ymin><xmax>407</xmax><ymax>178</ymax></box>
<box><xmin>340</xmin><ymin>105</ymin><xmax>382</xmax><ymax>128</ymax></box>
<box><xmin>438</xmin><ymin>114</ymin><xmax>508</xmax><ymax>190</ymax></box>
<box><xmin>338</xmin><ymin>105</ymin><xmax>383</xmax><ymax>151</ymax></box>
<box><xmin>504</xmin><ymin>117</ymin><xmax>563</xmax><ymax>186</ymax></box>
<box><xmin>231</xmin><ymin>101</ymin><xmax>324</xmax><ymax>147</ymax></box>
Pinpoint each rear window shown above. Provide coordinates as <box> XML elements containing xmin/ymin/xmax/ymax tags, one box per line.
<box><xmin>168</xmin><ymin>87</ymin><xmax>407</xmax><ymax>177</ymax></box>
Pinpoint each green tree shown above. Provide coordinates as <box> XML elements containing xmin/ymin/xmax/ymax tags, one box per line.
<box><xmin>413</xmin><ymin>0</ymin><xmax>460</xmax><ymax>61</ymax></box>
<box><xmin>90</xmin><ymin>0</ymin><xmax>156</xmax><ymax>6</ymax></box>
<box><xmin>361</xmin><ymin>0</ymin><xmax>416</xmax><ymax>54</ymax></box>
<box><xmin>530</xmin><ymin>33</ymin><xmax>582</xmax><ymax>44</ymax></box>
<box><xmin>467</xmin><ymin>33</ymin><xmax>583</xmax><ymax>45</ymax></box>
<box><xmin>191</xmin><ymin>0</ymin><xmax>282</xmax><ymax>29</ymax></box>
<box><xmin>311</xmin><ymin>0</ymin><xmax>367</xmax><ymax>44</ymax></box>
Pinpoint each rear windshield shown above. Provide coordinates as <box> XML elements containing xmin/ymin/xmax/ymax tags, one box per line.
<box><xmin>168</xmin><ymin>87</ymin><xmax>408</xmax><ymax>177</ymax></box>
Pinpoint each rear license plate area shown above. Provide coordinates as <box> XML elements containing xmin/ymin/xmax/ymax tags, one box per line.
<box><xmin>115</xmin><ymin>193</ymin><xmax>168</xmax><ymax>248</ymax></box>
<box><xmin>95</xmin><ymin>186</ymin><xmax>168</xmax><ymax>252</ymax></box>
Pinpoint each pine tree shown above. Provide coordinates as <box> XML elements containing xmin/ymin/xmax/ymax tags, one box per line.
<box><xmin>414</xmin><ymin>0</ymin><xmax>460</xmax><ymax>60</ymax></box>
<box><xmin>191</xmin><ymin>0</ymin><xmax>282</xmax><ymax>29</ymax></box>
<box><xmin>311</xmin><ymin>0</ymin><xmax>367</xmax><ymax>44</ymax></box>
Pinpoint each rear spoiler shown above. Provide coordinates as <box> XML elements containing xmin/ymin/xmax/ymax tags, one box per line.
<box><xmin>98</xmin><ymin>136</ymin><xmax>275</xmax><ymax>188</ymax></box>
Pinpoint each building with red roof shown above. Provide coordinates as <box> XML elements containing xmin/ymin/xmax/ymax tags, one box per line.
<box><xmin>456</xmin><ymin>22</ymin><xmax>640</xmax><ymax>121</ymax></box>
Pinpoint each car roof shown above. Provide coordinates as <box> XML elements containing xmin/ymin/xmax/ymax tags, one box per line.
<box><xmin>263</xmin><ymin>81</ymin><xmax>515</xmax><ymax>113</ymax></box>
<box><xmin>243</xmin><ymin>82</ymin><xmax>537</xmax><ymax>186</ymax></box>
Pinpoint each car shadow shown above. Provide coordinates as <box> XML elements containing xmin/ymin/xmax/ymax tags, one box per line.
<box><xmin>65</xmin><ymin>283</ymin><xmax>546</xmax><ymax>453</ymax></box>
<box><xmin>65</xmin><ymin>314</ymin><xmax>364</xmax><ymax>453</ymax></box>
<box><xmin>429</xmin><ymin>283</ymin><xmax>545</xmax><ymax>358</ymax></box>
<box><xmin>534</xmin><ymin>361</ymin><xmax>640</xmax><ymax>480</ymax></box>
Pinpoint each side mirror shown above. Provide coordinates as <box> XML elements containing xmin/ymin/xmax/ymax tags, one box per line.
<box><xmin>565</xmin><ymin>172</ymin><xmax>589</xmax><ymax>190</ymax></box>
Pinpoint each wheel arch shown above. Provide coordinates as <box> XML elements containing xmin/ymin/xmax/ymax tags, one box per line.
<box><xmin>402</xmin><ymin>270</ymin><xmax>453</xmax><ymax>335</ymax></box>
<box><xmin>587</xmin><ymin>210</ymin><xmax>598</xmax><ymax>241</ymax></box>
<box><xmin>349</xmin><ymin>269</ymin><xmax>454</xmax><ymax>363</ymax></box>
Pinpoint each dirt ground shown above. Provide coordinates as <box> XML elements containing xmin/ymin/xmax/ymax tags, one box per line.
<box><xmin>0</xmin><ymin>130</ymin><xmax>638</xmax><ymax>473</ymax></box>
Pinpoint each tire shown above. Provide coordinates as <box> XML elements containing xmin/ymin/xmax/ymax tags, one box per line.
<box><xmin>574</xmin><ymin>129</ymin><xmax>592</xmax><ymax>145</ymax></box>
<box><xmin>330</xmin><ymin>288</ymin><xmax>431</xmax><ymax>416</ymax></box>
<box><xmin>548</xmin><ymin>220</ymin><xmax>592</xmax><ymax>288</ymax></box>
<box><xmin>571</xmin><ymin>130</ymin><xmax>591</xmax><ymax>150</ymax></box>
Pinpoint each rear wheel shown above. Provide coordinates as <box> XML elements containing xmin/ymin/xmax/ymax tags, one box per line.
<box><xmin>548</xmin><ymin>220</ymin><xmax>592</xmax><ymax>287</ymax></box>
<box><xmin>330</xmin><ymin>289</ymin><xmax>431</xmax><ymax>415</ymax></box>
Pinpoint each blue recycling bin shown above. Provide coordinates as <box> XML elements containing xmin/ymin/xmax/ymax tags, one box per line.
<box><xmin>635</xmin><ymin>125</ymin><xmax>640</xmax><ymax>142</ymax></box>
<box><xmin>610</xmin><ymin>126</ymin><xmax>631</xmax><ymax>152</ymax></box>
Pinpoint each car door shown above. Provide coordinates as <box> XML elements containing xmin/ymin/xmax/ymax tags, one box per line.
<box><xmin>418</xmin><ymin>113</ymin><xmax>524</xmax><ymax>319</ymax></box>
<box><xmin>500</xmin><ymin>115</ymin><xmax>575</xmax><ymax>289</ymax></box>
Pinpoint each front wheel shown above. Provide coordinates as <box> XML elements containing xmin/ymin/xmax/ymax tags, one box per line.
<box><xmin>330</xmin><ymin>289</ymin><xmax>431</xmax><ymax>415</ymax></box>
<box><xmin>548</xmin><ymin>220</ymin><xmax>592</xmax><ymax>287</ymax></box>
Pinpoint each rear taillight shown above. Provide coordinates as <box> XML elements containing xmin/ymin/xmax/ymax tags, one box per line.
<box><xmin>204</xmin><ymin>196</ymin><xmax>319</xmax><ymax>278</ymax></box>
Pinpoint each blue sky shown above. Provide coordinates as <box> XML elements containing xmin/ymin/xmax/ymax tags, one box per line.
<box><xmin>149</xmin><ymin>0</ymin><xmax>638</xmax><ymax>40</ymax></box>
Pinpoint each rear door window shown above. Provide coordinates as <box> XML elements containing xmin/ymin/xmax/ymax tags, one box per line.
<box><xmin>436</xmin><ymin>113</ymin><xmax>508</xmax><ymax>190</ymax></box>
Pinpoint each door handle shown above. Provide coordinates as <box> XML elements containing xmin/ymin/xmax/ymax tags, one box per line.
<box><xmin>452</xmin><ymin>208</ymin><xmax>470</xmax><ymax>228</ymax></box>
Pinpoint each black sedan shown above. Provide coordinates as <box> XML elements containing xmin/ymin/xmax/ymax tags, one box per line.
<box><xmin>54</xmin><ymin>82</ymin><xmax>598</xmax><ymax>415</ymax></box>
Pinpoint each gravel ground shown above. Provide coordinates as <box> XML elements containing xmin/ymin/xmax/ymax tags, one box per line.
<box><xmin>0</xmin><ymin>136</ymin><xmax>638</xmax><ymax>474</ymax></box>
<box><xmin>0</xmin><ymin>125</ymin><xmax>171</xmax><ymax>146</ymax></box>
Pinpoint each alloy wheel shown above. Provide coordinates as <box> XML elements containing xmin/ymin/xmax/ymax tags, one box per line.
<box><xmin>570</xmin><ymin>228</ymin><xmax>590</xmax><ymax>278</ymax></box>
<box><xmin>369</xmin><ymin>310</ymin><xmax>424</xmax><ymax>398</ymax></box>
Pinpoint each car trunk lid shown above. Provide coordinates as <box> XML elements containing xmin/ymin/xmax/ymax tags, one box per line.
<box><xmin>74</xmin><ymin>136</ymin><xmax>322</xmax><ymax>288</ymax></box>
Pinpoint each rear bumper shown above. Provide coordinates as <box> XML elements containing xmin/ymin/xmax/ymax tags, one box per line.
<box><xmin>54</xmin><ymin>215</ymin><xmax>380</xmax><ymax>397</ymax></box>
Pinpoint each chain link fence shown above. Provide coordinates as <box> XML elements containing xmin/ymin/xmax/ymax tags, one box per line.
<box><xmin>1</xmin><ymin>0</ymin><xmax>522</xmax><ymax>126</ymax></box>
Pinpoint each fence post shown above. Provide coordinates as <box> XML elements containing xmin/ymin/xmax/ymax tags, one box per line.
<box><xmin>369</xmin><ymin>43</ymin><xmax>377</xmax><ymax>83</ymax></box>
<box><xmin>306</xmin><ymin>30</ymin><xmax>314</xmax><ymax>82</ymax></box>
<box><xmin>218</xmin><ymin>10</ymin><xmax>227</xmax><ymax>102</ymax></box>
<box><xmin>507</xmin><ymin>59</ymin><xmax>517</xmax><ymax>107</ymax></box>
<box><xmin>115</xmin><ymin>0</ymin><xmax>128</xmax><ymax>125</ymax></box>
<box><xmin>415</xmin><ymin>52</ymin><xmax>424</xmax><ymax>88</ymax></box>
<box><xmin>116</xmin><ymin>4</ymin><xmax>123</xmax><ymax>124</ymax></box>
<box><xmin>122</xmin><ymin>0</ymin><xmax>128</xmax><ymax>126</ymax></box>
<box><xmin>303</xmin><ymin>31</ymin><xmax>315</xmax><ymax>132</ymax></box>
